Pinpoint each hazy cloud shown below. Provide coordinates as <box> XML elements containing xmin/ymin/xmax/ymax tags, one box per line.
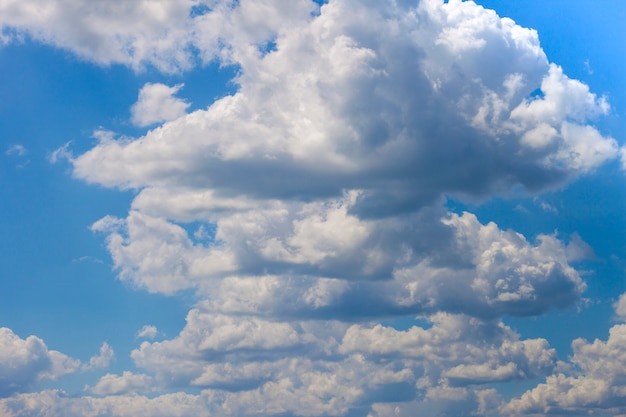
<box><xmin>5</xmin><ymin>144</ymin><xmax>27</xmax><ymax>156</ymax></box>
<box><xmin>136</xmin><ymin>325</ymin><xmax>158</xmax><ymax>340</ymax></box>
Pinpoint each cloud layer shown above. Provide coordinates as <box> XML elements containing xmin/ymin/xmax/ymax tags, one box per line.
<box><xmin>1</xmin><ymin>0</ymin><xmax>622</xmax><ymax>416</ymax></box>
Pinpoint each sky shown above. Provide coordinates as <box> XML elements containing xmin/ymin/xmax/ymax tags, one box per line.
<box><xmin>0</xmin><ymin>1</ymin><xmax>625</xmax><ymax>416</ymax></box>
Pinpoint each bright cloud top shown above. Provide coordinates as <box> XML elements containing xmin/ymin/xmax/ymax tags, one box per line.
<box><xmin>0</xmin><ymin>0</ymin><xmax>623</xmax><ymax>416</ymax></box>
<box><xmin>0</xmin><ymin>328</ymin><xmax>112</xmax><ymax>398</ymax></box>
<box><xmin>131</xmin><ymin>83</ymin><xmax>190</xmax><ymax>127</ymax></box>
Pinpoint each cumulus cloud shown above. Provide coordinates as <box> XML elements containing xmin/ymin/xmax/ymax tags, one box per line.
<box><xmin>0</xmin><ymin>328</ymin><xmax>80</xmax><ymax>397</ymax></box>
<box><xmin>0</xmin><ymin>329</ymin><xmax>115</xmax><ymax>399</ymax></box>
<box><xmin>86</xmin><ymin>201</ymin><xmax>585</xmax><ymax>319</ymax></box>
<box><xmin>83</xmin><ymin>342</ymin><xmax>115</xmax><ymax>371</ymax></box>
<box><xmin>1</xmin><ymin>0</ymin><xmax>620</xmax><ymax>416</ymax></box>
<box><xmin>88</xmin><ymin>372</ymin><xmax>154</xmax><ymax>396</ymax></box>
<box><xmin>72</xmin><ymin>1</ymin><xmax>617</xmax><ymax>209</ymax></box>
<box><xmin>0</xmin><ymin>390</ymin><xmax>210</xmax><ymax>417</ymax></box>
<box><xmin>131</xmin><ymin>83</ymin><xmax>190</xmax><ymax>127</ymax></box>
<box><xmin>503</xmin><ymin>299</ymin><xmax>626</xmax><ymax>416</ymax></box>
<box><xmin>0</xmin><ymin>313</ymin><xmax>557</xmax><ymax>416</ymax></box>
<box><xmin>0</xmin><ymin>0</ymin><xmax>317</xmax><ymax>72</ymax></box>
<box><xmin>124</xmin><ymin>311</ymin><xmax>554</xmax><ymax>416</ymax></box>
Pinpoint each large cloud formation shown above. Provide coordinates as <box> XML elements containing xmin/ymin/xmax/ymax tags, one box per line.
<box><xmin>0</xmin><ymin>0</ymin><xmax>622</xmax><ymax>416</ymax></box>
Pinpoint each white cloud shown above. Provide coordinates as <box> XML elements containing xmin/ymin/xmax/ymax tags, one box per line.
<box><xmin>5</xmin><ymin>144</ymin><xmax>27</xmax><ymax>156</ymax></box>
<box><xmin>90</xmin><ymin>202</ymin><xmax>584</xmax><ymax>319</ymax></box>
<box><xmin>0</xmin><ymin>0</ymin><xmax>317</xmax><ymax>72</ymax></box>
<box><xmin>0</xmin><ymin>330</ymin><xmax>115</xmax><ymax>398</ymax></box>
<box><xmin>136</xmin><ymin>325</ymin><xmax>158</xmax><ymax>340</ymax></box>
<box><xmin>88</xmin><ymin>372</ymin><xmax>154</xmax><ymax>396</ymax></box>
<box><xmin>0</xmin><ymin>328</ymin><xmax>80</xmax><ymax>397</ymax></box>
<box><xmin>616</xmin><ymin>294</ymin><xmax>626</xmax><ymax>320</ymax></box>
<box><xmin>503</xmin><ymin>298</ymin><xmax>626</xmax><ymax>416</ymax></box>
<box><xmin>1</xmin><ymin>0</ymin><xmax>620</xmax><ymax>416</ymax></box>
<box><xmin>0</xmin><ymin>312</ymin><xmax>557</xmax><ymax>416</ymax></box>
<box><xmin>72</xmin><ymin>0</ymin><xmax>616</xmax><ymax>214</ymax></box>
<box><xmin>49</xmin><ymin>142</ymin><xmax>73</xmax><ymax>164</ymax></box>
<box><xmin>340</xmin><ymin>313</ymin><xmax>555</xmax><ymax>386</ymax></box>
<box><xmin>92</xmin><ymin>210</ymin><xmax>236</xmax><ymax>295</ymax></box>
<box><xmin>131</xmin><ymin>83</ymin><xmax>190</xmax><ymax>127</ymax></box>
<box><xmin>83</xmin><ymin>342</ymin><xmax>115</xmax><ymax>371</ymax></box>
<box><xmin>0</xmin><ymin>390</ymin><xmax>211</xmax><ymax>417</ymax></box>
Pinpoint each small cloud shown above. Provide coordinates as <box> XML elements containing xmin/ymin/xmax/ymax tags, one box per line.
<box><xmin>49</xmin><ymin>142</ymin><xmax>73</xmax><ymax>164</ymax></box>
<box><xmin>620</xmin><ymin>146</ymin><xmax>626</xmax><ymax>170</ymax></box>
<box><xmin>193</xmin><ymin>225</ymin><xmax>213</xmax><ymax>241</ymax></box>
<box><xmin>83</xmin><ymin>342</ymin><xmax>115</xmax><ymax>371</ymax></box>
<box><xmin>5</xmin><ymin>144</ymin><xmax>30</xmax><ymax>168</ymax></box>
<box><xmin>539</xmin><ymin>201</ymin><xmax>558</xmax><ymax>214</ymax></box>
<box><xmin>513</xmin><ymin>204</ymin><xmax>529</xmax><ymax>214</ymax></box>
<box><xmin>90</xmin><ymin>215</ymin><xmax>125</xmax><ymax>234</ymax></box>
<box><xmin>130</xmin><ymin>83</ymin><xmax>190</xmax><ymax>127</ymax></box>
<box><xmin>136</xmin><ymin>325</ymin><xmax>158</xmax><ymax>340</ymax></box>
<box><xmin>615</xmin><ymin>293</ymin><xmax>626</xmax><ymax>321</ymax></box>
<box><xmin>584</xmin><ymin>59</ymin><xmax>593</xmax><ymax>75</ymax></box>
<box><xmin>87</xmin><ymin>371</ymin><xmax>154</xmax><ymax>396</ymax></box>
<box><xmin>5</xmin><ymin>144</ymin><xmax>28</xmax><ymax>156</ymax></box>
<box><xmin>566</xmin><ymin>233</ymin><xmax>596</xmax><ymax>262</ymax></box>
<box><xmin>72</xmin><ymin>256</ymin><xmax>104</xmax><ymax>264</ymax></box>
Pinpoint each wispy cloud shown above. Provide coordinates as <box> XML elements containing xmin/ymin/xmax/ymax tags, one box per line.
<box><xmin>5</xmin><ymin>144</ymin><xmax>27</xmax><ymax>156</ymax></box>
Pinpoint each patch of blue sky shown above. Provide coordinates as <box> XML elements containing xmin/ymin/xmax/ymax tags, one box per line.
<box><xmin>0</xmin><ymin>40</ymin><xmax>196</xmax><ymax>384</ymax></box>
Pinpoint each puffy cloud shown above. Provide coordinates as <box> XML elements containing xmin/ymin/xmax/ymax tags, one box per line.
<box><xmin>83</xmin><ymin>342</ymin><xmax>115</xmax><ymax>370</ymax></box>
<box><xmin>1</xmin><ymin>0</ymin><xmax>619</xmax><ymax>416</ymax></box>
<box><xmin>0</xmin><ymin>390</ymin><xmax>211</xmax><ymax>417</ymax></box>
<box><xmin>91</xmin><ymin>210</ymin><xmax>236</xmax><ymax>295</ymax></box>
<box><xmin>89</xmin><ymin>201</ymin><xmax>585</xmax><ymax>319</ymax></box>
<box><xmin>88</xmin><ymin>372</ymin><xmax>154</xmax><ymax>396</ymax></box>
<box><xmin>130</xmin><ymin>310</ymin><xmax>312</xmax><ymax>387</ymax></box>
<box><xmin>0</xmin><ymin>0</ymin><xmax>195</xmax><ymax>72</ymax></box>
<box><xmin>72</xmin><ymin>0</ymin><xmax>616</xmax><ymax>210</ymax></box>
<box><xmin>68</xmin><ymin>0</ymin><xmax>610</xmax><ymax>329</ymax></box>
<box><xmin>44</xmin><ymin>310</ymin><xmax>550</xmax><ymax>416</ymax></box>
<box><xmin>503</xmin><ymin>300</ymin><xmax>626</xmax><ymax>416</ymax></box>
<box><xmin>340</xmin><ymin>314</ymin><xmax>555</xmax><ymax>385</ymax></box>
<box><xmin>0</xmin><ymin>330</ymin><xmax>115</xmax><ymax>398</ymax></box>
<box><xmin>1</xmin><ymin>312</ymin><xmax>556</xmax><ymax>416</ymax></box>
<box><xmin>0</xmin><ymin>0</ymin><xmax>317</xmax><ymax>72</ymax></box>
<box><xmin>0</xmin><ymin>328</ymin><xmax>80</xmax><ymax>397</ymax></box>
<box><xmin>131</xmin><ymin>83</ymin><xmax>190</xmax><ymax>127</ymax></box>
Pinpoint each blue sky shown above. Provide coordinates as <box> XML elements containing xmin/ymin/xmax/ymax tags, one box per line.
<box><xmin>1</xmin><ymin>1</ymin><xmax>625</xmax><ymax>416</ymax></box>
